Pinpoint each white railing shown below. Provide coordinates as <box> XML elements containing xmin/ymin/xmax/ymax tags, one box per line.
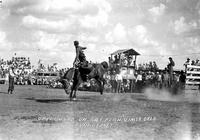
<box><xmin>186</xmin><ymin>65</ymin><xmax>200</xmax><ymax>88</ymax></box>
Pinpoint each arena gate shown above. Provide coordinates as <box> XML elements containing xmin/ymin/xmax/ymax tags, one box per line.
<box><xmin>186</xmin><ymin>65</ymin><xmax>200</xmax><ymax>90</ymax></box>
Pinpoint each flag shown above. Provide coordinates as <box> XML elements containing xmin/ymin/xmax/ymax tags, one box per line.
<box><xmin>38</xmin><ymin>59</ymin><xmax>41</xmax><ymax>64</ymax></box>
<box><xmin>53</xmin><ymin>63</ymin><xmax>57</xmax><ymax>66</ymax></box>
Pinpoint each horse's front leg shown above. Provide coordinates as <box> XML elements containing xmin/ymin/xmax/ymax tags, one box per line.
<box><xmin>70</xmin><ymin>81</ymin><xmax>77</xmax><ymax>100</ymax></box>
<box><xmin>72</xmin><ymin>90</ymin><xmax>77</xmax><ymax>100</ymax></box>
<box><xmin>70</xmin><ymin>83</ymin><xmax>77</xmax><ymax>101</ymax></box>
<box><xmin>69</xmin><ymin>88</ymin><xmax>73</xmax><ymax>101</ymax></box>
<box><xmin>71</xmin><ymin>78</ymin><xmax>82</xmax><ymax>101</ymax></box>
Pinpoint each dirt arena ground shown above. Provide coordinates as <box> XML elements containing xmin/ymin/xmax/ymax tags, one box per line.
<box><xmin>0</xmin><ymin>85</ymin><xmax>200</xmax><ymax>140</ymax></box>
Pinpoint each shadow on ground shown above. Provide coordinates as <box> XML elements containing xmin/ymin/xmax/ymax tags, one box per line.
<box><xmin>24</xmin><ymin>97</ymin><xmax>69</xmax><ymax>103</ymax></box>
<box><xmin>23</xmin><ymin>97</ymin><xmax>92</xmax><ymax>103</ymax></box>
<box><xmin>0</xmin><ymin>91</ymin><xmax>9</xmax><ymax>94</ymax></box>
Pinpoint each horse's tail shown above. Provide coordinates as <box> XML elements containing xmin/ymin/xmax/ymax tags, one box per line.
<box><xmin>101</xmin><ymin>61</ymin><xmax>109</xmax><ymax>69</ymax></box>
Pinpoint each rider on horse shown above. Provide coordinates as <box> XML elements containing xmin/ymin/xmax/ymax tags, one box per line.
<box><xmin>60</xmin><ymin>40</ymin><xmax>108</xmax><ymax>98</ymax></box>
<box><xmin>73</xmin><ymin>40</ymin><xmax>87</xmax><ymax>68</ymax></box>
<box><xmin>73</xmin><ymin>40</ymin><xmax>90</xmax><ymax>81</ymax></box>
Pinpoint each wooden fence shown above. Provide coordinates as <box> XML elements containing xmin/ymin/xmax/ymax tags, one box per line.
<box><xmin>186</xmin><ymin>65</ymin><xmax>200</xmax><ymax>89</ymax></box>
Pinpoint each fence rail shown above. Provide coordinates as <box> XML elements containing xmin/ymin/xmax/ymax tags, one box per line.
<box><xmin>0</xmin><ymin>78</ymin><xmax>5</xmax><ymax>81</ymax></box>
<box><xmin>186</xmin><ymin>65</ymin><xmax>200</xmax><ymax>89</ymax></box>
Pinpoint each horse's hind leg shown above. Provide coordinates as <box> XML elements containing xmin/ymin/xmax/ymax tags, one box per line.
<box><xmin>96</xmin><ymin>78</ymin><xmax>104</xmax><ymax>95</ymax></box>
<box><xmin>69</xmin><ymin>88</ymin><xmax>73</xmax><ymax>101</ymax></box>
<box><xmin>70</xmin><ymin>79</ymin><xmax>82</xmax><ymax>101</ymax></box>
<box><xmin>73</xmin><ymin>79</ymin><xmax>82</xmax><ymax>99</ymax></box>
<box><xmin>70</xmin><ymin>80</ymin><xmax>77</xmax><ymax>100</ymax></box>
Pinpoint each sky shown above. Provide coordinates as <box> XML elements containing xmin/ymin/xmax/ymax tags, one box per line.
<box><xmin>0</xmin><ymin>0</ymin><xmax>200</xmax><ymax>69</ymax></box>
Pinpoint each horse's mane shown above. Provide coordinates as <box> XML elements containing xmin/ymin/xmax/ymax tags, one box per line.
<box><xmin>91</xmin><ymin>63</ymin><xmax>98</xmax><ymax>68</ymax></box>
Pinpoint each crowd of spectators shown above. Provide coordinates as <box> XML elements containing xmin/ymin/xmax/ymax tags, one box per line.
<box><xmin>0</xmin><ymin>57</ymin><xmax>69</xmax><ymax>87</ymax></box>
<box><xmin>108</xmin><ymin>53</ymin><xmax>136</xmax><ymax>74</ymax></box>
<box><xmin>100</xmin><ymin>57</ymin><xmax>186</xmax><ymax>93</ymax></box>
<box><xmin>183</xmin><ymin>58</ymin><xmax>200</xmax><ymax>72</ymax></box>
<box><xmin>109</xmin><ymin>54</ymin><xmax>135</xmax><ymax>66</ymax></box>
<box><xmin>0</xmin><ymin>57</ymin><xmax>31</xmax><ymax>84</ymax></box>
<box><xmin>0</xmin><ymin>59</ymin><xmax>9</xmax><ymax>81</ymax></box>
<box><xmin>103</xmin><ymin>69</ymin><xmax>185</xmax><ymax>93</ymax></box>
<box><xmin>38</xmin><ymin>61</ymin><xmax>60</xmax><ymax>72</ymax></box>
<box><xmin>184</xmin><ymin>58</ymin><xmax>200</xmax><ymax>66</ymax></box>
<box><xmin>137</xmin><ymin>61</ymin><xmax>158</xmax><ymax>71</ymax></box>
<box><xmin>0</xmin><ymin>56</ymin><xmax>187</xmax><ymax>94</ymax></box>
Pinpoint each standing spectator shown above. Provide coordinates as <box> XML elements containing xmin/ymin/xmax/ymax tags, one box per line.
<box><xmin>115</xmin><ymin>73</ymin><xmax>123</xmax><ymax>93</ymax></box>
<box><xmin>108</xmin><ymin>57</ymin><xmax>113</xmax><ymax>67</ymax></box>
<box><xmin>153</xmin><ymin>61</ymin><xmax>158</xmax><ymax>71</ymax></box>
<box><xmin>163</xmin><ymin>70</ymin><xmax>169</xmax><ymax>88</ymax></box>
<box><xmin>190</xmin><ymin>60</ymin><xmax>195</xmax><ymax>66</ymax></box>
<box><xmin>196</xmin><ymin>59</ymin><xmax>200</xmax><ymax>66</ymax></box>
<box><xmin>167</xmin><ymin>57</ymin><xmax>175</xmax><ymax>87</ymax></box>
<box><xmin>136</xmin><ymin>71</ymin><xmax>143</xmax><ymax>92</ymax></box>
<box><xmin>157</xmin><ymin>72</ymin><xmax>163</xmax><ymax>89</ymax></box>
<box><xmin>179</xmin><ymin>70</ymin><xmax>186</xmax><ymax>90</ymax></box>
<box><xmin>195</xmin><ymin>59</ymin><xmax>199</xmax><ymax>65</ymax></box>
<box><xmin>123</xmin><ymin>79</ymin><xmax>130</xmax><ymax>93</ymax></box>
<box><xmin>130</xmin><ymin>74</ymin><xmax>136</xmax><ymax>93</ymax></box>
<box><xmin>5</xmin><ymin>72</ymin><xmax>9</xmax><ymax>85</ymax></box>
<box><xmin>27</xmin><ymin>57</ymin><xmax>31</xmax><ymax>67</ymax></box>
<box><xmin>8</xmin><ymin>65</ymin><xmax>16</xmax><ymax>94</ymax></box>
<box><xmin>149</xmin><ymin>61</ymin><xmax>153</xmax><ymax>71</ymax></box>
<box><xmin>110</xmin><ymin>71</ymin><xmax>117</xmax><ymax>93</ymax></box>
<box><xmin>114</xmin><ymin>55</ymin><xmax>120</xmax><ymax>64</ymax></box>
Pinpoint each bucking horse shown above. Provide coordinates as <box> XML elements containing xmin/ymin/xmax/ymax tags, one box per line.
<box><xmin>60</xmin><ymin>61</ymin><xmax>108</xmax><ymax>100</ymax></box>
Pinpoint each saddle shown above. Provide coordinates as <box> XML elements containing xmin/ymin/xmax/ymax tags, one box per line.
<box><xmin>80</xmin><ymin>63</ymin><xmax>93</xmax><ymax>72</ymax></box>
<box><xmin>78</xmin><ymin>62</ymin><xmax>94</xmax><ymax>81</ymax></box>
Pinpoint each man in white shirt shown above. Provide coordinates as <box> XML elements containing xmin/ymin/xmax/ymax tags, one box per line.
<box><xmin>115</xmin><ymin>73</ymin><xmax>123</xmax><ymax>93</ymax></box>
<box><xmin>136</xmin><ymin>71</ymin><xmax>143</xmax><ymax>92</ymax></box>
<box><xmin>8</xmin><ymin>65</ymin><xmax>16</xmax><ymax>94</ymax></box>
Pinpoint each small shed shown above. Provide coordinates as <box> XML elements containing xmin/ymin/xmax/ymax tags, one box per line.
<box><xmin>110</xmin><ymin>48</ymin><xmax>140</xmax><ymax>68</ymax></box>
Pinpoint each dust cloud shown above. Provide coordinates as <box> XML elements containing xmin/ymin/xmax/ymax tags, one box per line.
<box><xmin>144</xmin><ymin>87</ymin><xmax>200</xmax><ymax>103</ymax></box>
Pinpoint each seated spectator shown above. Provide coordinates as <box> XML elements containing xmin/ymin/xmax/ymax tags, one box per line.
<box><xmin>184</xmin><ymin>58</ymin><xmax>190</xmax><ymax>72</ymax></box>
<box><xmin>195</xmin><ymin>59</ymin><xmax>200</xmax><ymax>66</ymax></box>
<box><xmin>191</xmin><ymin>60</ymin><xmax>195</xmax><ymax>65</ymax></box>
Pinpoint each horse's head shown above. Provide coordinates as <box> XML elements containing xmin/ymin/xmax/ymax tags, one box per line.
<box><xmin>59</xmin><ymin>68</ymin><xmax>75</xmax><ymax>94</ymax></box>
<box><xmin>60</xmin><ymin>79</ymin><xmax>71</xmax><ymax>94</ymax></box>
<box><xmin>101</xmin><ymin>61</ymin><xmax>109</xmax><ymax>69</ymax></box>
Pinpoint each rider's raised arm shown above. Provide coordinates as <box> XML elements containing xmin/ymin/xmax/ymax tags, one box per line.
<box><xmin>75</xmin><ymin>46</ymin><xmax>80</xmax><ymax>58</ymax></box>
<box><xmin>80</xmin><ymin>46</ymin><xmax>86</xmax><ymax>50</ymax></box>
